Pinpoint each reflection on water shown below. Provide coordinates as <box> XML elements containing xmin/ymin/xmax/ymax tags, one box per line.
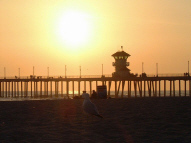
<box><xmin>0</xmin><ymin>90</ymin><xmax>190</xmax><ymax>101</ymax></box>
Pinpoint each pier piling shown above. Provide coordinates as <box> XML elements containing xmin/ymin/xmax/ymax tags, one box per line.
<box><xmin>0</xmin><ymin>76</ymin><xmax>191</xmax><ymax>99</ymax></box>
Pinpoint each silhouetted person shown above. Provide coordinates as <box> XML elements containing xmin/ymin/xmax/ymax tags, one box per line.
<box><xmin>91</xmin><ymin>90</ymin><xmax>97</xmax><ymax>99</ymax></box>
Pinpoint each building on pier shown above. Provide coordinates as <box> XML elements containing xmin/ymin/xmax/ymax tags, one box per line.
<box><xmin>112</xmin><ymin>46</ymin><xmax>136</xmax><ymax>77</ymax></box>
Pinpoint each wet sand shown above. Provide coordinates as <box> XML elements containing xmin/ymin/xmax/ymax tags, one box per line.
<box><xmin>0</xmin><ymin>97</ymin><xmax>191</xmax><ymax>143</ymax></box>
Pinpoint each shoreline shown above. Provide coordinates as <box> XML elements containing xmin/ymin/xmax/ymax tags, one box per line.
<box><xmin>0</xmin><ymin>95</ymin><xmax>191</xmax><ymax>102</ymax></box>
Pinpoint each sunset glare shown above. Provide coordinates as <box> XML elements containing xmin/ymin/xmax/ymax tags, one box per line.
<box><xmin>56</xmin><ymin>10</ymin><xmax>92</xmax><ymax>48</ymax></box>
<box><xmin>0</xmin><ymin>0</ymin><xmax>191</xmax><ymax>77</ymax></box>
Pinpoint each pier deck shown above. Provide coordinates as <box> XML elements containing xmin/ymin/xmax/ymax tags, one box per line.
<box><xmin>0</xmin><ymin>75</ymin><xmax>191</xmax><ymax>98</ymax></box>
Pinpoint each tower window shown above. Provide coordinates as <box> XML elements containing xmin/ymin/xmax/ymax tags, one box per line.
<box><xmin>119</xmin><ymin>56</ymin><xmax>123</xmax><ymax>59</ymax></box>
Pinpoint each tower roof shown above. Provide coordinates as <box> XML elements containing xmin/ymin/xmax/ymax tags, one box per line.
<box><xmin>112</xmin><ymin>51</ymin><xmax>131</xmax><ymax>57</ymax></box>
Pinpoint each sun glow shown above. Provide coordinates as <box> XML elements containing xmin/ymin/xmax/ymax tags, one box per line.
<box><xmin>56</xmin><ymin>10</ymin><xmax>92</xmax><ymax>49</ymax></box>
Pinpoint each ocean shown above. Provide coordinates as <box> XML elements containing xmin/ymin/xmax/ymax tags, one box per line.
<box><xmin>0</xmin><ymin>90</ymin><xmax>190</xmax><ymax>101</ymax></box>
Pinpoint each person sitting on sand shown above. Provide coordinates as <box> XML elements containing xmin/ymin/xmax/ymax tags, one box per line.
<box><xmin>91</xmin><ymin>90</ymin><xmax>98</xmax><ymax>99</ymax></box>
<box><xmin>82</xmin><ymin>91</ymin><xmax>89</xmax><ymax>98</ymax></box>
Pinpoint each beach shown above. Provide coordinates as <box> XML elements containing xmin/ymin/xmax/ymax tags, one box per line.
<box><xmin>0</xmin><ymin>97</ymin><xmax>191</xmax><ymax>143</ymax></box>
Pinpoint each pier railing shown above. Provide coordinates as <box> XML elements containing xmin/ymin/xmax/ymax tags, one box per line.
<box><xmin>0</xmin><ymin>75</ymin><xmax>112</xmax><ymax>79</ymax></box>
<box><xmin>147</xmin><ymin>73</ymin><xmax>186</xmax><ymax>77</ymax></box>
<box><xmin>0</xmin><ymin>73</ymin><xmax>188</xmax><ymax>79</ymax></box>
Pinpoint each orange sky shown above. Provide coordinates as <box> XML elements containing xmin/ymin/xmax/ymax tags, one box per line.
<box><xmin>0</xmin><ymin>0</ymin><xmax>191</xmax><ymax>77</ymax></box>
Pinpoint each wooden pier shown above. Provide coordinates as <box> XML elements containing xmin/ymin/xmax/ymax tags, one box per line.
<box><xmin>0</xmin><ymin>75</ymin><xmax>191</xmax><ymax>98</ymax></box>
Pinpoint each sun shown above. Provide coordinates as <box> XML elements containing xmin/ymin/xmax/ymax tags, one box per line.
<box><xmin>56</xmin><ymin>10</ymin><xmax>92</xmax><ymax>48</ymax></box>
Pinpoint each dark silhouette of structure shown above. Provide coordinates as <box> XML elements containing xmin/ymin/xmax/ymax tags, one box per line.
<box><xmin>112</xmin><ymin>46</ymin><xmax>136</xmax><ymax>77</ymax></box>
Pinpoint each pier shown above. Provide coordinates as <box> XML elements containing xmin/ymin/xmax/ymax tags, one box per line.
<box><xmin>1</xmin><ymin>48</ymin><xmax>191</xmax><ymax>99</ymax></box>
<box><xmin>0</xmin><ymin>74</ymin><xmax>191</xmax><ymax>98</ymax></box>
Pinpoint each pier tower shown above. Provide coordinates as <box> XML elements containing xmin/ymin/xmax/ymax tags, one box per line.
<box><xmin>112</xmin><ymin>47</ymin><xmax>134</xmax><ymax>77</ymax></box>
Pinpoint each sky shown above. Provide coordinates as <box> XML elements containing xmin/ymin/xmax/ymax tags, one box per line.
<box><xmin>0</xmin><ymin>0</ymin><xmax>191</xmax><ymax>77</ymax></box>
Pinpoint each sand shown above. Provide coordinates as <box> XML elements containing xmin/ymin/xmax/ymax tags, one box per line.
<box><xmin>0</xmin><ymin>97</ymin><xmax>191</xmax><ymax>143</ymax></box>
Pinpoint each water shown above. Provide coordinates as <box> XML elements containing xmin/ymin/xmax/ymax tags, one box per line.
<box><xmin>0</xmin><ymin>90</ymin><xmax>190</xmax><ymax>101</ymax></box>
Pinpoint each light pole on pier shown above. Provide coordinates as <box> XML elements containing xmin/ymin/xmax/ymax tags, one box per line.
<box><xmin>47</xmin><ymin>67</ymin><xmax>49</xmax><ymax>78</ymax></box>
<box><xmin>33</xmin><ymin>66</ymin><xmax>35</xmax><ymax>76</ymax></box>
<box><xmin>4</xmin><ymin>67</ymin><xmax>6</xmax><ymax>79</ymax></box>
<box><xmin>18</xmin><ymin>68</ymin><xmax>20</xmax><ymax>78</ymax></box>
<box><xmin>102</xmin><ymin>64</ymin><xmax>103</xmax><ymax>76</ymax></box>
<box><xmin>65</xmin><ymin>65</ymin><xmax>67</xmax><ymax>78</ymax></box>
<box><xmin>188</xmin><ymin>61</ymin><xmax>190</xmax><ymax>76</ymax></box>
<box><xmin>79</xmin><ymin>66</ymin><xmax>81</xmax><ymax>78</ymax></box>
<box><xmin>156</xmin><ymin>63</ymin><xmax>158</xmax><ymax>77</ymax></box>
<box><xmin>142</xmin><ymin>62</ymin><xmax>144</xmax><ymax>73</ymax></box>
